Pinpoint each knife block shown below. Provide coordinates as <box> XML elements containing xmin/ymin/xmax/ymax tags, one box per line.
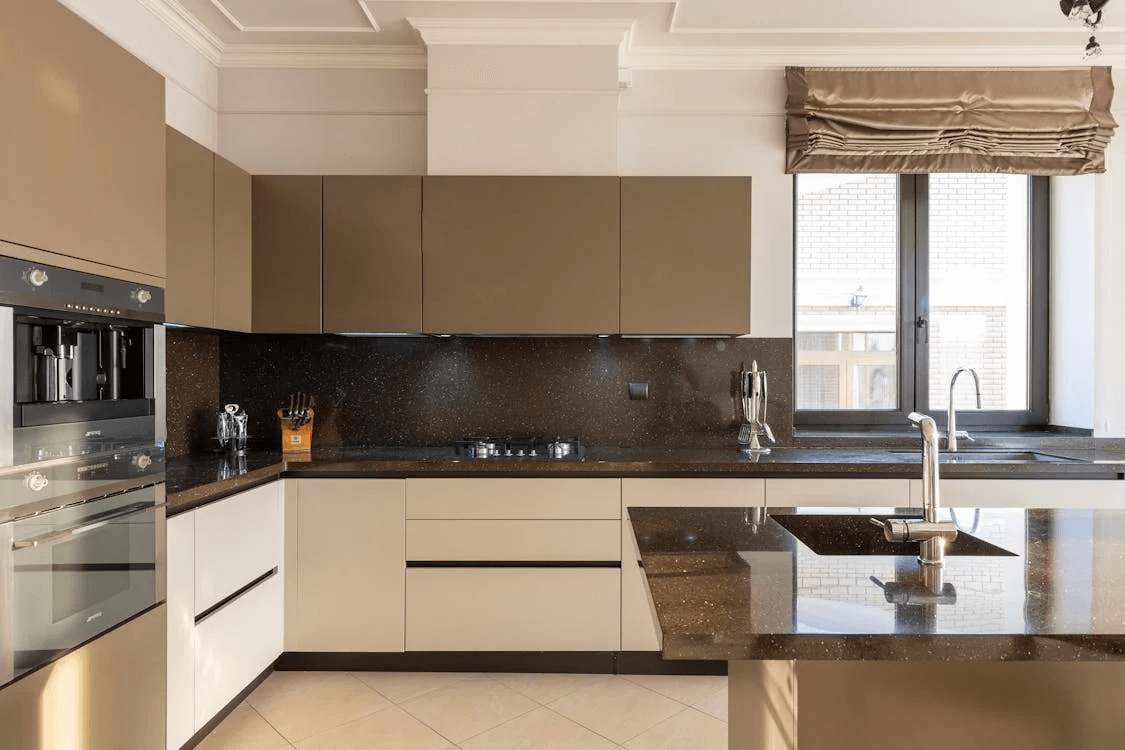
<box><xmin>279</xmin><ymin>408</ymin><xmax>314</xmax><ymax>453</ymax></box>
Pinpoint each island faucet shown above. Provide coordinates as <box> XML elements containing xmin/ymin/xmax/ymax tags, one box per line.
<box><xmin>871</xmin><ymin>412</ymin><xmax>958</xmax><ymax>565</ymax></box>
<box><xmin>947</xmin><ymin>367</ymin><xmax>982</xmax><ymax>452</ymax></box>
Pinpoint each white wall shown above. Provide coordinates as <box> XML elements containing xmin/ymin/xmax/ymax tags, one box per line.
<box><xmin>58</xmin><ymin>0</ymin><xmax>220</xmax><ymax>150</ymax></box>
<box><xmin>1093</xmin><ymin>117</ymin><xmax>1125</xmax><ymax>437</ymax></box>
<box><xmin>219</xmin><ymin>68</ymin><xmax>427</xmax><ymax>174</ymax></box>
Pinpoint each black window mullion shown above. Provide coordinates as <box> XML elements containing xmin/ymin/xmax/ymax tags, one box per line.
<box><xmin>1028</xmin><ymin>176</ymin><xmax>1050</xmax><ymax>424</ymax></box>
<box><xmin>911</xmin><ymin>175</ymin><xmax>930</xmax><ymax>417</ymax></box>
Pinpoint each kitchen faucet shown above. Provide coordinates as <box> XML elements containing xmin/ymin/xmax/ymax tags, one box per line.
<box><xmin>947</xmin><ymin>367</ymin><xmax>982</xmax><ymax>452</ymax></box>
<box><xmin>871</xmin><ymin>412</ymin><xmax>958</xmax><ymax>566</ymax></box>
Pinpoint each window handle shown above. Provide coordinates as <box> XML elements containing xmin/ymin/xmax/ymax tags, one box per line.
<box><xmin>915</xmin><ymin>316</ymin><xmax>928</xmax><ymax>344</ymax></box>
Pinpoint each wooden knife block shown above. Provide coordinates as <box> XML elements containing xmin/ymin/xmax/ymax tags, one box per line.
<box><xmin>279</xmin><ymin>408</ymin><xmax>314</xmax><ymax>453</ymax></box>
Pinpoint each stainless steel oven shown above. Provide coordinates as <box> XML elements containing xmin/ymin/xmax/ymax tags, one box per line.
<box><xmin>0</xmin><ymin>484</ymin><xmax>164</xmax><ymax>686</ymax></box>
<box><xmin>0</xmin><ymin>253</ymin><xmax>165</xmax><ymax>688</ymax></box>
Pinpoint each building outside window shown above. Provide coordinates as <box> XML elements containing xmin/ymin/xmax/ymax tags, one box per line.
<box><xmin>794</xmin><ymin>173</ymin><xmax>1048</xmax><ymax>428</ymax></box>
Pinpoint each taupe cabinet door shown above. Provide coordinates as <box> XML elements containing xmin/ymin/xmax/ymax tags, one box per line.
<box><xmin>0</xmin><ymin>0</ymin><xmax>165</xmax><ymax>278</ymax></box>
<box><xmin>165</xmin><ymin>128</ymin><xmax>215</xmax><ymax>327</ymax></box>
<box><xmin>422</xmin><ymin>177</ymin><xmax>620</xmax><ymax>334</ymax></box>
<box><xmin>620</xmin><ymin>177</ymin><xmax>751</xmax><ymax>335</ymax></box>
<box><xmin>214</xmin><ymin>156</ymin><xmax>253</xmax><ymax>332</ymax></box>
<box><xmin>323</xmin><ymin>177</ymin><xmax>422</xmax><ymax>333</ymax></box>
<box><xmin>252</xmin><ymin>176</ymin><xmax>323</xmax><ymax>333</ymax></box>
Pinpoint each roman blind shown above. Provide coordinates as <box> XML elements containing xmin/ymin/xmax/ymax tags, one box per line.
<box><xmin>785</xmin><ymin>66</ymin><xmax>1117</xmax><ymax>175</ymax></box>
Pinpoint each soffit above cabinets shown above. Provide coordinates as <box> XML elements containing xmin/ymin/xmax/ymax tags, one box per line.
<box><xmin>143</xmin><ymin>0</ymin><xmax>1125</xmax><ymax>69</ymax></box>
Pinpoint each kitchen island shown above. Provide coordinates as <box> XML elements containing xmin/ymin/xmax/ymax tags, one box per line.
<box><xmin>629</xmin><ymin>505</ymin><xmax>1125</xmax><ymax>750</ymax></box>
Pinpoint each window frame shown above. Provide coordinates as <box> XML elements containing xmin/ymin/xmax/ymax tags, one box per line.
<box><xmin>793</xmin><ymin>174</ymin><xmax>1050</xmax><ymax>431</ymax></box>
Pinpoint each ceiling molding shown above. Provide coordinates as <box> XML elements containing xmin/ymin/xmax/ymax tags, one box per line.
<box><xmin>221</xmin><ymin>43</ymin><xmax>427</xmax><ymax>69</ymax></box>
<box><xmin>408</xmin><ymin>17</ymin><xmax>637</xmax><ymax>47</ymax></box>
<box><xmin>136</xmin><ymin>0</ymin><xmax>223</xmax><ymax>65</ymax></box>
<box><xmin>209</xmin><ymin>0</ymin><xmax>378</xmax><ymax>33</ymax></box>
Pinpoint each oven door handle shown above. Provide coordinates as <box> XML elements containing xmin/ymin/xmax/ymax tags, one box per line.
<box><xmin>12</xmin><ymin>501</ymin><xmax>154</xmax><ymax>550</ymax></box>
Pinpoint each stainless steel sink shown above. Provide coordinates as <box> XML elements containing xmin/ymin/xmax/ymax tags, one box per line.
<box><xmin>889</xmin><ymin>450</ymin><xmax>1080</xmax><ymax>464</ymax></box>
<box><xmin>772</xmin><ymin>514</ymin><xmax>1017</xmax><ymax>557</ymax></box>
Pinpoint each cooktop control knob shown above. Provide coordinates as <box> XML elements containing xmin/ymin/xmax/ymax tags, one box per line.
<box><xmin>26</xmin><ymin>268</ymin><xmax>49</xmax><ymax>287</ymax></box>
<box><xmin>133</xmin><ymin>288</ymin><xmax>153</xmax><ymax>305</ymax></box>
<box><xmin>25</xmin><ymin>471</ymin><xmax>49</xmax><ymax>492</ymax></box>
<box><xmin>133</xmin><ymin>454</ymin><xmax>153</xmax><ymax>470</ymax></box>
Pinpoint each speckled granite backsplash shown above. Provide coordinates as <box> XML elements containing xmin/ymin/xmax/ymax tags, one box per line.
<box><xmin>166</xmin><ymin>330</ymin><xmax>221</xmax><ymax>457</ymax></box>
<box><xmin>206</xmin><ymin>335</ymin><xmax>793</xmax><ymax>450</ymax></box>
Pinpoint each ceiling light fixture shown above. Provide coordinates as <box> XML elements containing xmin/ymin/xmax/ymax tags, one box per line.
<box><xmin>1060</xmin><ymin>0</ymin><xmax>1111</xmax><ymax>56</ymax></box>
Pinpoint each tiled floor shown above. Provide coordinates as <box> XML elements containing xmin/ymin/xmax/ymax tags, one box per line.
<box><xmin>196</xmin><ymin>671</ymin><xmax>728</xmax><ymax>750</ymax></box>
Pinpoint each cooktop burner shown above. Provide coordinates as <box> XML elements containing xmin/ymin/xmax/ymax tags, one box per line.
<box><xmin>453</xmin><ymin>436</ymin><xmax>584</xmax><ymax>460</ymax></box>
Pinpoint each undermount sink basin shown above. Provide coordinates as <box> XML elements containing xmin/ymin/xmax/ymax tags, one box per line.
<box><xmin>772</xmin><ymin>514</ymin><xmax>1017</xmax><ymax>557</ymax></box>
<box><xmin>889</xmin><ymin>450</ymin><xmax>1080</xmax><ymax>464</ymax></box>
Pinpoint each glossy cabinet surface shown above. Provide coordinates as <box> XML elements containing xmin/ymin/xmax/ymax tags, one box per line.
<box><xmin>323</xmin><ymin>176</ymin><xmax>422</xmax><ymax>333</ymax></box>
<box><xmin>252</xmin><ymin>176</ymin><xmax>323</xmax><ymax>333</ymax></box>
<box><xmin>166</xmin><ymin>127</ymin><xmax>216</xmax><ymax>327</ymax></box>
<box><xmin>167</xmin><ymin>512</ymin><xmax>196</xmax><ymax>750</ymax></box>
<box><xmin>766</xmin><ymin>478</ymin><xmax>911</xmax><ymax>508</ymax></box>
<box><xmin>422</xmin><ymin>176</ymin><xmax>620</xmax><ymax>334</ymax></box>
<box><xmin>620</xmin><ymin>177</ymin><xmax>751</xmax><ymax>335</ymax></box>
<box><xmin>287</xmin><ymin>479</ymin><xmax>406</xmax><ymax>652</ymax></box>
<box><xmin>406</xmin><ymin>477</ymin><xmax>621</xmax><ymax>520</ymax></box>
<box><xmin>621</xmin><ymin>478</ymin><xmax>765</xmax><ymax>651</ymax></box>
<box><xmin>0</xmin><ymin>0</ymin><xmax>165</xmax><ymax>279</ymax></box>
<box><xmin>214</xmin><ymin>155</ymin><xmax>254</xmax><ymax>332</ymax></box>
<box><xmin>926</xmin><ymin>478</ymin><xmax>1125</xmax><ymax>508</ymax></box>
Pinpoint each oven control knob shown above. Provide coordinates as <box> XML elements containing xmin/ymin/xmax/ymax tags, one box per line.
<box><xmin>133</xmin><ymin>288</ymin><xmax>153</xmax><ymax>305</ymax></box>
<box><xmin>133</xmin><ymin>454</ymin><xmax>152</xmax><ymax>470</ymax></box>
<box><xmin>24</xmin><ymin>471</ymin><xmax>49</xmax><ymax>492</ymax></box>
<box><xmin>26</xmin><ymin>269</ymin><xmax>49</xmax><ymax>288</ymax></box>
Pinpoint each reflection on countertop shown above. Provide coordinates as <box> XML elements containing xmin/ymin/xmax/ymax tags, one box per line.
<box><xmin>164</xmin><ymin>444</ymin><xmax>1125</xmax><ymax>517</ymax></box>
<box><xmin>629</xmin><ymin>505</ymin><xmax>1125</xmax><ymax>662</ymax></box>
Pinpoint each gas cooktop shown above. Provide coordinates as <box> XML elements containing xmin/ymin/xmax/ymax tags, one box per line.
<box><xmin>453</xmin><ymin>436</ymin><xmax>584</xmax><ymax>460</ymax></box>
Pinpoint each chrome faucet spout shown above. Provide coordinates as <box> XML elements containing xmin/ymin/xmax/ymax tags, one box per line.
<box><xmin>947</xmin><ymin>367</ymin><xmax>982</xmax><ymax>452</ymax></box>
<box><xmin>907</xmin><ymin>412</ymin><xmax>942</xmax><ymax>524</ymax></box>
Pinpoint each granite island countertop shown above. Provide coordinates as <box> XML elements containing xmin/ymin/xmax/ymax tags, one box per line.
<box><xmin>165</xmin><ymin>444</ymin><xmax>1125</xmax><ymax>516</ymax></box>
<box><xmin>629</xmin><ymin>504</ymin><xmax>1125</xmax><ymax>662</ymax></box>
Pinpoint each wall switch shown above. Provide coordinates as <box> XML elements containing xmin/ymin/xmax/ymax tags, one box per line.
<box><xmin>628</xmin><ymin>382</ymin><xmax>649</xmax><ymax>400</ymax></box>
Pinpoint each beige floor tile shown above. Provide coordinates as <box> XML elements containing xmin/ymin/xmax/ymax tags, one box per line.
<box><xmin>196</xmin><ymin>703</ymin><xmax>292</xmax><ymax>750</ymax></box>
<box><xmin>460</xmin><ymin>706</ymin><xmax>618</xmax><ymax>750</ymax></box>
<box><xmin>548</xmin><ymin>676</ymin><xmax>684</xmax><ymax>745</ymax></box>
<box><xmin>693</xmin><ymin>685</ymin><xmax>728</xmax><ymax>723</ymax></box>
<box><xmin>623</xmin><ymin>707</ymin><xmax>728</xmax><ymax>750</ymax></box>
<box><xmin>620</xmin><ymin>674</ymin><xmax>727</xmax><ymax>707</ymax></box>
<box><xmin>399</xmin><ymin>676</ymin><xmax>538</xmax><ymax>744</ymax></box>
<box><xmin>489</xmin><ymin>673</ymin><xmax>615</xmax><ymax>705</ymax></box>
<box><xmin>247</xmin><ymin>671</ymin><xmax>391</xmax><ymax>743</ymax></box>
<box><xmin>351</xmin><ymin>671</ymin><xmax>478</xmax><ymax>704</ymax></box>
<box><xmin>292</xmin><ymin>706</ymin><xmax>453</xmax><ymax>750</ymax></box>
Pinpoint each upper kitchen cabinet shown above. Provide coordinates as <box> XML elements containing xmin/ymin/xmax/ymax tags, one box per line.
<box><xmin>0</xmin><ymin>0</ymin><xmax>165</xmax><ymax>279</ymax></box>
<box><xmin>252</xmin><ymin>176</ymin><xmax>323</xmax><ymax>333</ymax></box>
<box><xmin>323</xmin><ymin>177</ymin><xmax>422</xmax><ymax>334</ymax></box>
<box><xmin>165</xmin><ymin>128</ymin><xmax>215</xmax><ymax>328</ymax></box>
<box><xmin>422</xmin><ymin>177</ymin><xmax>620</xmax><ymax>335</ymax></box>
<box><xmin>213</xmin><ymin>155</ymin><xmax>253</xmax><ymax>332</ymax></box>
<box><xmin>620</xmin><ymin>177</ymin><xmax>751</xmax><ymax>335</ymax></box>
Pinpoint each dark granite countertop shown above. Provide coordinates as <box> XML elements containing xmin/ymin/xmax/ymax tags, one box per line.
<box><xmin>629</xmin><ymin>505</ymin><xmax>1125</xmax><ymax>662</ymax></box>
<box><xmin>164</xmin><ymin>444</ymin><xmax>1125</xmax><ymax>516</ymax></box>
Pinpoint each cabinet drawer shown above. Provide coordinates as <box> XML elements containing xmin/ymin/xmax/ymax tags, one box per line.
<box><xmin>766</xmin><ymin>478</ymin><xmax>910</xmax><ymax>508</ymax></box>
<box><xmin>194</xmin><ymin>482</ymin><xmax>282</xmax><ymax>616</ymax></box>
<box><xmin>930</xmin><ymin>479</ymin><xmax>1125</xmax><ymax>508</ymax></box>
<box><xmin>622</xmin><ymin>478</ymin><xmax>764</xmax><ymax>509</ymax></box>
<box><xmin>407</xmin><ymin>519</ymin><xmax>620</xmax><ymax>561</ymax></box>
<box><xmin>194</xmin><ymin>573</ymin><xmax>283</xmax><ymax>731</ymax></box>
<box><xmin>406</xmin><ymin>568</ymin><xmax>620</xmax><ymax>651</ymax></box>
<box><xmin>406</xmin><ymin>478</ymin><xmax>620</xmax><ymax>519</ymax></box>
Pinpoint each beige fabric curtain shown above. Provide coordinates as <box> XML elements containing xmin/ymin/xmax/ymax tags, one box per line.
<box><xmin>785</xmin><ymin>67</ymin><xmax>1117</xmax><ymax>175</ymax></box>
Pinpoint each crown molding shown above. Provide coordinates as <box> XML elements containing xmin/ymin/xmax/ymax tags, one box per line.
<box><xmin>222</xmin><ymin>43</ymin><xmax>427</xmax><ymax>69</ymax></box>
<box><xmin>408</xmin><ymin>17</ymin><xmax>636</xmax><ymax>47</ymax></box>
<box><xmin>210</xmin><ymin>0</ymin><xmax>378</xmax><ymax>33</ymax></box>
<box><xmin>136</xmin><ymin>0</ymin><xmax>223</xmax><ymax>65</ymax></box>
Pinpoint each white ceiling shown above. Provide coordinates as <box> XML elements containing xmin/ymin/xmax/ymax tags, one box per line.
<box><xmin>160</xmin><ymin>0</ymin><xmax>1125</xmax><ymax>66</ymax></box>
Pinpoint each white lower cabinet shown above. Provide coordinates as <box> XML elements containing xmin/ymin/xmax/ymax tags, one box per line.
<box><xmin>925</xmin><ymin>478</ymin><xmax>1125</xmax><ymax>508</ymax></box>
<box><xmin>286</xmin><ymin>479</ymin><xmax>406</xmax><ymax>652</ymax></box>
<box><xmin>406</xmin><ymin>568</ymin><xmax>621</xmax><ymax>651</ymax></box>
<box><xmin>166</xmin><ymin>481</ymin><xmax>284</xmax><ymax>750</ymax></box>
<box><xmin>621</xmin><ymin>478</ymin><xmax>764</xmax><ymax>652</ymax></box>
<box><xmin>765</xmin><ymin>478</ymin><xmax>911</xmax><ymax>508</ymax></box>
<box><xmin>194</xmin><ymin>574</ymin><xmax>283</xmax><ymax>727</ymax></box>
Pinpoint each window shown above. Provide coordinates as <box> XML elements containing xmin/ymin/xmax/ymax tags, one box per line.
<box><xmin>794</xmin><ymin>174</ymin><xmax>1048</xmax><ymax>428</ymax></box>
